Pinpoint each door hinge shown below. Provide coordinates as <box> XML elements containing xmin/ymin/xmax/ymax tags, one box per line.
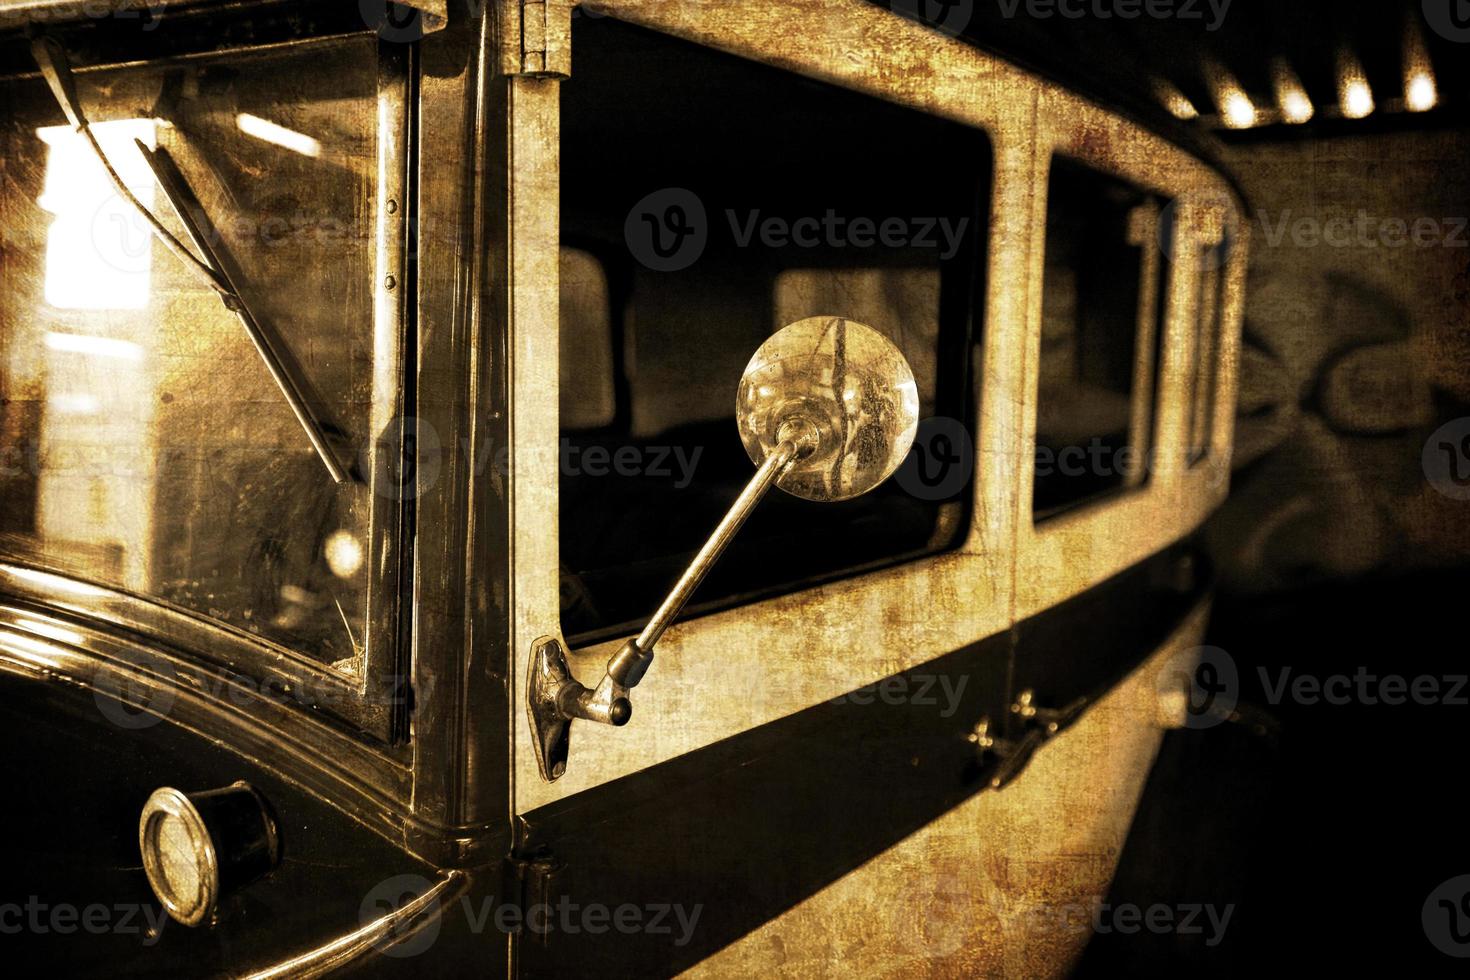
<box><xmin>506</xmin><ymin>846</ymin><xmax>563</xmax><ymax>948</ymax></box>
<box><xmin>497</xmin><ymin>0</ymin><xmax>572</xmax><ymax>78</ymax></box>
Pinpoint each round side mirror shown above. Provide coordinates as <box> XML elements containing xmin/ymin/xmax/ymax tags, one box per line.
<box><xmin>736</xmin><ymin>316</ymin><xmax>920</xmax><ymax>501</ymax></box>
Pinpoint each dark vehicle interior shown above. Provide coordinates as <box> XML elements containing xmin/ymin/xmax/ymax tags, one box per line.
<box><xmin>557</xmin><ymin>17</ymin><xmax>990</xmax><ymax>641</ymax></box>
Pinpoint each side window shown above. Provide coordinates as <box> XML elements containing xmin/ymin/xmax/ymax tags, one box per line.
<box><xmin>557</xmin><ymin>16</ymin><xmax>990</xmax><ymax>643</ymax></box>
<box><xmin>1187</xmin><ymin>240</ymin><xmax>1229</xmax><ymax>463</ymax></box>
<box><xmin>1033</xmin><ymin>156</ymin><xmax>1167</xmax><ymax>520</ymax></box>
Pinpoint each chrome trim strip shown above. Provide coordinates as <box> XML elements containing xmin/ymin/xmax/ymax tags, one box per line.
<box><xmin>245</xmin><ymin>871</ymin><xmax>468</xmax><ymax>980</ymax></box>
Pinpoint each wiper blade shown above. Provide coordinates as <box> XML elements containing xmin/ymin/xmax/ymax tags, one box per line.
<box><xmin>133</xmin><ymin>140</ymin><xmax>353</xmax><ymax>483</ymax></box>
<box><xmin>30</xmin><ymin>35</ymin><xmax>355</xmax><ymax>484</ymax></box>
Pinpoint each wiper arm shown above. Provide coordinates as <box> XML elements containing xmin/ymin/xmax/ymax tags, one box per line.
<box><xmin>133</xmin><ymin>140</ymin><xmax>353</xmax><ymax>483</ymax></box>
<box><xmin>30</xmin><ymin>36</ymin><xmax>355</xmax><ymax>484</ymax></box>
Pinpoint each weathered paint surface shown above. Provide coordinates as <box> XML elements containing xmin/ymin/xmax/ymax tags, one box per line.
<box><xmin>678</xmin><ymin>607</ymin><xmax>1209</xmax><ymax>978</ymax></box>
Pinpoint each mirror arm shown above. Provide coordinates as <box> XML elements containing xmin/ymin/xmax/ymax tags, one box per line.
<box><xmin>527</xmin><ymin>420</ymin><xmax>818</xmax><ymax>781</ymax></box>
<box><xmin>637</xmin><ymin>427</ymin><xmax>807</xmax><ymax>659</ymax></box>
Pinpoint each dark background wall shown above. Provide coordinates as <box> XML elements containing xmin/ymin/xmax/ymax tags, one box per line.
<box><xmin>1081</xmin><ymin>125</ymin><xmax>1470</xmax><ymax>977</ymax></box>
<box><xmin>1210</xmin><ymin>129</ymin><xmax>1470</xmax><ymax>589</ymax></box>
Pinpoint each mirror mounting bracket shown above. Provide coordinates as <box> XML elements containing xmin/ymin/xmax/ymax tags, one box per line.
<box><xmin>526</xmin><ymin>428</ymin><xmax>810</xmax><ymax>782</ymax></box>
<box><xmin>527</xmin><ymin>635</ymin><xmax>645</xmax><ymax>783</ymax></box>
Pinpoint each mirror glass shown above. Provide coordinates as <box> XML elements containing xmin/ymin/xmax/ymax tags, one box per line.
<box><xmin>737</xmin><ymin>317</ymin><xmax>919</xmax><ymax>502</ymax></box>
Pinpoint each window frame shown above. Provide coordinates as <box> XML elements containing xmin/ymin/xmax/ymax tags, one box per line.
<box><xmin>1030</xmin><ymin>153</ymin><xmax>1169</xmax><ymax>518</ymax></box>
<box><xmin>510</xmin><ymin>0</ymin><xmax>1028</xmax><ymax>813</ymax></box>
<box><xmin>1186</xmin><ymin>219</ymin><xmax>1232</xmax><ymax>465</ymax></box>
<box><xmin>555</xmin><ymin>128</ymin><xmax>989</xmax><ymax>645</ymax></box>
<box><xmin>1013</xmin><ymin>84</ymin><xmax>1246</xmax><ymax>623</ymax></box>
<box><xmin>0</xmin><ymin>32</ymin><xmax>417</xmax><ymax>743</ymax></box>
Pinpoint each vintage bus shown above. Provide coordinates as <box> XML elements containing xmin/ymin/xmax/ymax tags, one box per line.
<box><xmin>0</xmin><ymin>0</ymin><xmax>1244</xmax><ymax>974</ymax></box>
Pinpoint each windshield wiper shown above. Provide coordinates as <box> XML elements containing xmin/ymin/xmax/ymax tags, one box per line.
<box><xmin>133</xmin><ymin>140</ymin><xmax>355</xmax><ymax>484</ymax></box>
<box><xmin>30</xmin><ymin>35</ymin><xmax>355</xmax><ymax>484</ymax></box>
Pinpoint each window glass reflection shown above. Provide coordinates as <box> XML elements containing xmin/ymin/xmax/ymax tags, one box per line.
<box><xmin>0</xmin><ymin>38</ymin><xmax>389</xmax><ymax>673</ymax></box>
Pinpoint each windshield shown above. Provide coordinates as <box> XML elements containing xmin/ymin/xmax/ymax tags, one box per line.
<box><xmin>0</xmin><ymin>36</ymin><xmax>391</xmax><ymax>672</ymax></box>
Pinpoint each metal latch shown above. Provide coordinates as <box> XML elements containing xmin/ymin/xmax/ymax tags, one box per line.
<box><xmin>497</xmin><ymin>0</ymin><xmax>572</xmax><ymax>78</ymax></box>
<box><xmin>969</xmin><ymin>689</ymin><xmax>1088</xmax><ymax>790</ymax></box>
